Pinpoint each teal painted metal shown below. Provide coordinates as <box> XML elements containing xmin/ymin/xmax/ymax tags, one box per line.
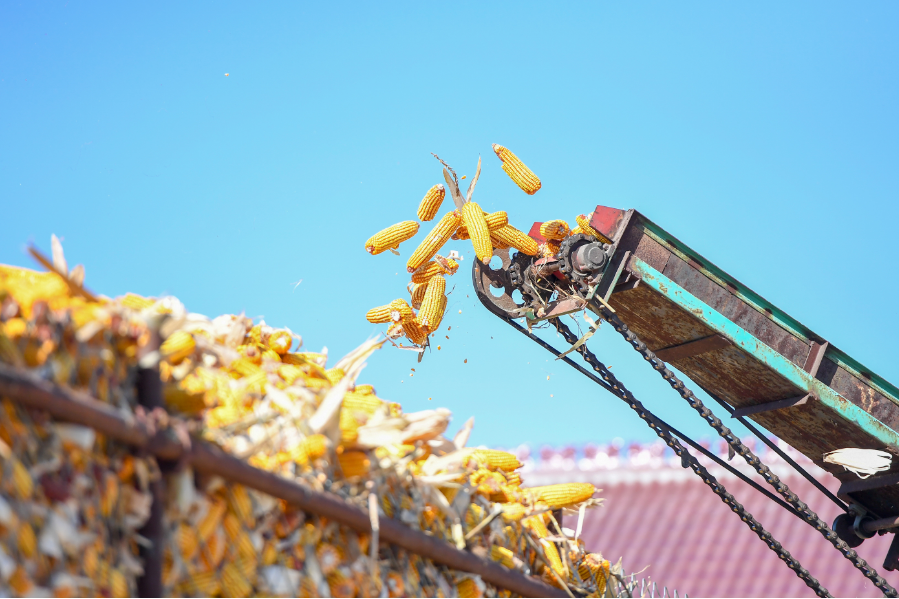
<box><xmin>630</xmin><ymin>257</ymin><xmax>899</xmax><ymax>450</ymax></box>
<box><xmin>639</xmin><ymin>220</ymin><xmax>899</xmax><ymax>409</ymax></box>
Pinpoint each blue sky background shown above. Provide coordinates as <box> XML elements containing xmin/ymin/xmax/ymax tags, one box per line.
<box><xmin>2</xmin><ymin>2</ymin><xmax>898</xmax><ymax>450</ymax></box>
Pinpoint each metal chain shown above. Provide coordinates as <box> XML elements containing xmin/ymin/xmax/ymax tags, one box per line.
<box><xmin>592</xmin><ymin>306</ymin><xmax>897</xmax><ymax>598</ymax></box>
<box><xmin>507</xmin><ymin>316</ymin><xmax>832</xmax><ymax>598</ymax></box>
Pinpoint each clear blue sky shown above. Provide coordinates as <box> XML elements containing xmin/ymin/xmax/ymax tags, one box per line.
<box><xmin>3</xmin><ymin>2</ymin><xmax>898</xmax><ymax>450</ymax></box>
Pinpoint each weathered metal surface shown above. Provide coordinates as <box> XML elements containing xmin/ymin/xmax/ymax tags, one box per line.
<box><xmin>805</xmin><ymin>341</ymin><xmax>830</xmax><ymax>377</ymax></box>
<box><xmin>629</xmin><ymin>256</ymin><xmax>899</xmax><ymax>451</ymax></box>
<box><xmin>654</xmin><ymin>334</ymin><xmax>731</xmax><ymax>363</ymax></box>
<box><xmin>588</xmin><ymin>205</ymin><xmax>626</xmax><ymax>243</ymax></box>
<box><xmin>731</xmin><ymin>394</ymin><xmax>812</xmax><ymax>419</ymax></box>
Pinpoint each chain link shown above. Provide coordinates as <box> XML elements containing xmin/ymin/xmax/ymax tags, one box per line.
<box><xmin>506</xmin><ymin>316</ymin><xmax>831</xmax><ymax>597</ymax></box>
<box><xmin>588</xmin><ymin>305</ymin><xmax>897</xmax><ymax>597</ymax></box>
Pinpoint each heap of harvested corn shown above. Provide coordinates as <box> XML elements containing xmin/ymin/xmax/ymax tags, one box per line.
<box><xmin>364</xmin><ymin>145</ymin><xmax>610</xmax><ymax>351</ymax></box>
<box><xmin>0</xmin><ymin>236</ymin><xmax>625</xmax><ymax>597</ymax></box>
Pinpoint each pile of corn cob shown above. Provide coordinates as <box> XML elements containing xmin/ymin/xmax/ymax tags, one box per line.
<box><xmin>0</xmin><ymin>261</ymin><xmax>157</xmax><ymax>597</ymax></box>
<box><xmin>0</xmin><ymin>238</ymin><xmax>624</xmax><ymax>597</ymax></box>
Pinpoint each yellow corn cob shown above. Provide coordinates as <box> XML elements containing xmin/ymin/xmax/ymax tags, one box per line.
<box><xmin>492</xmin><ymin>224</ymin><xmax>539</xmax><ymax>256</ymax></box>
<box><xmin>188</xmin><ymin>571</ymin><xmax>221</xmax><ymax>597</ymax></box>
<box><xmin>410</xmin><ymin>282</ymin><xmax>429</xmax><ymax>309</ymax></box>
<box><xmin>389</xmin><ymin>298</ymin><xmax>415</xmax><ymax>323</ymax></box>
<box><xmin>432</xmin><ymin>295</ymin><xmax>448</xmax><ymax>330</ymax></box>
<box><xmin>9</xmin><ymin>565</ymin><xmax>31</xmax><ymax>595</ymax></box>
<box><xmin>462</xmin><ymin>201</ymin><xmax>493</xmax><ymax>263</ymax></box>
<box><xmin>493</xmin><ymin>144</ymin><xmax>541</xmax><ymax>194</ymax></box>
<box><xmin>340</xmin><ymin>410</ymin><xmax>361</xmax><ymax>444</ymax></box>
<box><xmin>221</xmin><ymin>562</ymin><xmax>251</xmax><ymax>598</ymax></box>
<box><xmin>337</xmin><ymin>450</ymin><xmax>370</xmax><ymax>478</ymax></box>
<box><xmin>410</xmin><ymin>261</ymin><xmax>442</xmax><ymax>284</ymax></box>
<box><xmin>407</xmin><ymin>210</ymin><xmax>462</xmax><ymax>273</ymax></box>
<box><xmin>120</xmin><ymin>293</ymin><xmax>156</xmax><ymax>311</ymax></box>
<box><xmin>570</xmin><ymin>226</ymin><xmax>583</xmax><ymax>235</ymax></box>
<box><xmin>471</xmin><ymin>449</ymin><xmax>522</xmax><ymax>471</ymax></box>
<box><xmin>278</xmin><ymin>363</ymin><xmax>303</xmax><ymax>385</ymax></box>
<box><xmin>18</xmin><ymin>522</ymin><xmax>36</xmax><ymax>558</ymax></box>
<box><xmin>524</xmin><ymin>482</ymin><xmax>595</xmax><ymax>509</ymax></box>
<box><xmin>540</xmin><ymin>220</ymin><xmax>570</xmax><ymax>241</ymax></box>
<box><xmin>198</xmin><ymin>498</ymin><xmax>228</xmax><ymax>542</ymax></box>
<box><xmin>576</xmin><ymin>214</ymin><xmax>611</xmax><ymax>243</ymax></box>
<box><xmin>328</xmin><ymin>569</ymin><xmax>356</xmax><ymax>598</ymax></box>
<box><xmin>523</xmin><ymin>513</ymin><xmax>550</xmax><ymax>538</ymax></box>
<box><xmin>326</xmin><ymin>367</ymin><xmax>345</xmax><ymax>384</ymax></box>
<box><xmin>11</xmin><ymin>459</ymin><xmax>33</xmax><ymax>500</ymax></box>
<box><xmin>262</xmin><ymin>541</ymin><xmax>277</xmax><ymax>566</ymax></box>
<box><xmin>434</xmin><ymin>254</ymin><xmax>459</xmax><ymax>275</ymax></box>
<box><xmin>160</xmin><ymin>330</ymin><xmax>196</xmax><ymax>364</ymax></box>
<box><xmin>354</xmin><ymin>383</ymin><xmax>375</xmax><ymax>395</ymax></box>
<box><xmin>365</xmin><ymin>220</ymin><xmax>420</xmax><ymax>255</ymax></box>
<box><xmin>465</xmin><ymin>502</ymin><xmax>485</xmax><ymax>530</ymax></box>
<box><xmin>541</xmin><ymin>241</ymin><xmax>560</xmax><ymax>258</ymax></box>
<box><xmin>100</xmin><ymin>472</ymin><xmax>119</xmax><ymax>517</ymax></box>
<box><xmin>457</xmin><ymin>577</ymin><xmax>483</xmax><ymax>598</ymax></box>
<box><xmin>540</xmin><ymin>539</ymin><xmax>568</xmax><ymax>587</ymax></box>
<box><xmin>228</xmin><ymin>485</ymin><xmax>254</xmax><ymax>527</ymax></box>
<box><xmin>366</xmin><ymin>303</ymin><xmax>394</xmax><ymax>324</ymax></box>
<box><xmin>484</xmin><ymin>211</ymin><xmax>509</xmax><ymax>230</ymax></box>
<box><xmin>178</xmin><ymin>523</ymin><xmax>200</xmax><ymax>559</ymax></box>
<box><xmin>452</xmin><ymin>225</ymin><xmax>470</xmax><ymax>240</ymax></box>
<box><xmin>578</xmin><ymin>553</ymin><xmax>611</xmax><ymax>594</ymax></box>
<box><xmin>109</xmin><ymin>568</ymin><xmax>129</xmax><ymax>598</ymax></box>
<box><xmin>501</xmin><ymin>503</ymin><xmax>528</xmax><ymax>522</ymax></box>
<box><xmin>490</xmin><ymin>232</ymin><xmax>511</xmax><ymax>250</ymax></box>
<box><xmin>317</xmin><ymin>544</ymin><xmax>341</xmax><ymax>575</ymax></box>
<box><xmin>417</xmin><ymin>184</ymin><xmax>446</xmax><ymax>221</ymax></box>
<box><xmin>417</xmin><ymin>274</ymin><xmax>446</xmax><ymax>331</ymax></box>
<box><xmin>267</xmin><ymin>330</ymin><xmax>293</xmax><ymax>354</ymax></box>
<box><xmin>201</xmin><ymin>529</ymin><xmax>227</xmax><ymax>570</ymax></box>
<box><xmin>343</xmin><ymin>392</ymin><xmax>384</xmax><ymax>414</ymax></box>
<box><xmin>403</xmin><ymin>318</ymin><xmax>429</xmax><ymax>345</ymax></box>
<box><xmin>223</xmin><ymin>511</ymin><xmax>241</xmax><ymax>540</ymax></box>
<box><xmin>290</xmin><ymin>433</ymin><xmax>328</xmax><ymax>466</ymax></box>
<box><xmin>491</xmin><ymin>545</ymin><xmax>517</xmax><ymax>569</ymax></box>
<box><xmin>236</xmin><ymin>530</ymin><xmax>256</xmax><ymax>560</ymax></box>
<box><xmin>505</xmin><ymin>472</ymin><xmax>522</xmax><ymax>486</ymax></box>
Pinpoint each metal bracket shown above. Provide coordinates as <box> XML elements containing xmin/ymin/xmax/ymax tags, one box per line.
<box><xmin>654</xmin><ymin>334</ymin><xmax>731</xmax><ymax>363</ymax></box>
<box><xmin>731</xmin><ymin>394</ymin><xmax>814</xmax><ymax>419</ymax></box>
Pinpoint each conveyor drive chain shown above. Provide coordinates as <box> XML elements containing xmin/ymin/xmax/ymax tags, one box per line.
<box><xmin>588</xmin><ymin>305</ymin><xmax>897</xmax><ymax>597</ymax></box>
<box><xmin>503</xmin><ymin>315</ymin><xmax>832</xmax><ymax>598</ymax></box>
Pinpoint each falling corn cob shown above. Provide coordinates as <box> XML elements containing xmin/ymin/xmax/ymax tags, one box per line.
<box><xmin>416</xmin><ymin>184</ymin><xmax>446</xmax><ymax>221</ymax></box>
<box><xmin>409</xmin><ymin>282</ymin><xmax>428</xmax><ymax>309</ymax></box>
<box><xmin>407</xmin><ymin>210</ymin><xmax>462</xmax><ymax>273</ymax></box>
<box><xmin>493</xmin><ymin>144</ymin><xmax>541</xmax><ymax>195</ymax></box>
<box><xmin>540</xmin><ymin>220</ymin><xmax>570</xmax><ymax>241</ymax></box>
<box><xmin>406</xmin><ymin>318</ymin><xmax>430</xmax><ymax>345</ymax></box>
<box><xmin>541</xmin><ymin>241</ymin><xmax>560</xmax><ymax>258</ymax></box>
<box><xmin>389</xmin><ymin>298</ymin><xmax>415</xmax><ymax>323</ymax></box>
<box><xmin>431</xmin><ymin>295</ymin><xmax>448</xmax><ymax>330</ymax></box>
<box><xmin>433</xmin><ymin>254</ymin><xmax>459</xmax><ymax>275</ymax></box>
<box><xmin>576</xmin><ymin>213</ymin><xmax>611</xmax><ymax>243</ymax></box>
<box><xmin>484</xmin><ymin>211</ymin><xmax>509</xmax><ymax>230</ymax></box>
<box><xmin>337</xmin><ymin>450</ymin><xmax>370</xmax><ymax>478</ymax></box>
<box><xmin>492</xmin><ymin>224</ymin><xmax>539</xmax><ymax>256</ymax></box>
<box><xmin>462</xmin><ymin>201</ymin><xmax>493</xmax><ymax>263</ymax></box>
<box><xmin>524</xmin><ymin>482</ymin><xmax>595</xmax><ymax>509</ymax></box>
<box><xmin>365</xmin><ymin>221</ymin><xmax>420</xmax><ymax>255</ymax></box>
<box><xmin>470</xmin><ymin>449</ymin><xmax>522</xmax><ymax>472</ymax></box>
<box><xmin>410</xmin><ymin>261</ymin><xmax>443</xmax><ymax>284</ymax></box>
<box><xmin>366</xmin><ymin>303</ymin><xmax>394</xmax><ymax>324</ymax></box>
<box><xmin>418</xmin><ymin>275</ymin><xmax>446</xmax><ymax>331</ymax></box>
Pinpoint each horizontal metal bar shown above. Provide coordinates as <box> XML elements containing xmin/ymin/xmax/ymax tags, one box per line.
<box><xmin>838</xmin><ymin>472</ymin><xmax>899</xmax><ymax>499</ymax></box>
<box><xmin>0</xmin><ymin>363</ymin><xmax>564</xmax><ymax>599</ymax></box>
<box><xmin>731</xmin><ymin>395</ymin><xmax>812</xmax><ymax>419</ymax></box>
<box><xmin>863</xmin><ymin>515</ymin><xmax>899</xmax><ymax>534</ymax></box>
<box><xmin>629</xmin><ymin>257</ymin><xmax>899</xmax><ymax>450</ymax></box>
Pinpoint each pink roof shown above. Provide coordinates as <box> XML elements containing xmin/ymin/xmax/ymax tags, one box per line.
<box><xmin>509</xmin><ymin>440</ymin><xmax>899</xmax><ymax>597</ymax></box>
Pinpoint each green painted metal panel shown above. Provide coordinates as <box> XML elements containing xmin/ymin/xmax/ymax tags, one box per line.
<box><xmin>630</xmin><ymin>257</ymin><xmax>899</xmax><ymax>449</ymax></box>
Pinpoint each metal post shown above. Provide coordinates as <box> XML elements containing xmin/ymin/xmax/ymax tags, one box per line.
<box><xmin>136</xmin><ymin>331</ymin><xmax>164</xmax><ymax>598</ymax></box>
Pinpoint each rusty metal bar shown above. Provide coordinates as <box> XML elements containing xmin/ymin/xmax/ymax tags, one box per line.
<box><xmin>0</xmin><ymin>363</ymin><xmax>566</xmax><ymax>598</ymax></box>
<box><xmin>863</xmin><ymin>515</ymin><xmax>899</xmax><ymax>534</ymax></box>
<box><xmin>136</xmin><ymin>334</ymin><xmax>164</xmax><ymax>598</ymax></box>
